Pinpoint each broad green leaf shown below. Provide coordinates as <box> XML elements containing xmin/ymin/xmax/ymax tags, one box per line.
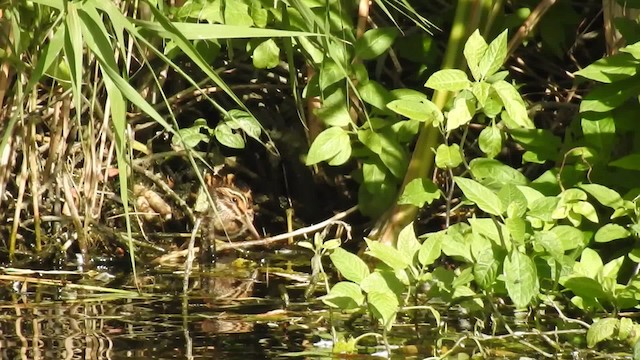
<box><xmin>354</xmin><ymin>27</ymin><xmax>398</xmax><ymax>60</ymax></box>
<box><xmin>306</xmin><ymin>127</ymin><xmax>349</xmax><ymax>165</ymax></box>
<box><xmin>595</xmin><ymin>224</ymin><xmax>630</xmax><ymax>242</ymax></box>
<box><xmin>329</xmin><ymin>247</ymin><xmax>370</xmax><ymax>284</ymax></box>
<box><xmin>587</xmin><ymin>318</ymin><xmax>619</xmax><ymax>348</ymax></box>
<box><xmin>498</xmin><ymin>184</ymin><xmax>527</xmax><ymax>217</ymax></box>
<box><xmin>603</xmin><ymin>256</ymin><xmax>625</xmax><ymax>279</ymax></box>
<box><xmin>360</xmin><ymin>271</ymin><xmax>405</xmax><ymax>295</ymax></box>
<box><xmin>580</xmin><ymin>76</ymin><xmax>640</xmax><ymax>113</ymax></box>
<box><xmin>224</xmin><ymin>0</ymin><xmax>254</xmax><ymax>26</ymax></box>
<box><xmin>469</xmin><ymin>158</ymin><xmax>528</xmax><ymax>186</ymax></box>
<box><xmin>446</xmin><ymin>95</ymin><xmax>475</xmax><ymax>131</ymax></box>
<box><xmin>358</xmin><ymin>80</ymin><xmax>394</xmax><ymax>111</ymax></box>
<box><xmin>563</xmin><ymin>277</ymin><xmax>606</xmax><ymax>299</ymax></box>
<box><xmin>610</xmin><ymin>154</ymin><xmax>640</xmax><ymax>170</ymax></box>
<box><xmin>572</xmin><ymin>201</ymin><xmax>599</xmax><ymax>223</ymax></box>
<box><xmin>397</xmin><ymin>222</ymin><xmax>421</xmax><ymax>263</ymax></box>
<box><xmin>322</xmin><ymin>281</ymin><xmax>365</xmax><ymax>309</ymax></box>
<box><xmin>505</xmin><ymin>217</ymin><xmax>525</xmax><ymax>245</ymax></box>
<box><xmin>398</xmin><ymin>178</ymin><xmax>442</xmax><ymax>207</ymax></box>
<box><xmin>577</xmin><ymin>248</ymin><xmax>603</xmax><ymax>278</ymax></box>
<box><xmin>362</xmin><ymin>159</ymin><xmax>387</xmax><ymax>194</ymax></box>
<box><xmin>316</xmin><ymin>88</ymin><xmax>352</xmax><ymax>126</ymax></box>
<box><xmin>425</xmin><ymin>69</ymin><xmax>471</xmax><ymax>91</ymax></box>
<box><xmin>492</xmin><ymin>80</ymin><xmax>533</xmax><ymax>128</ymax></box>
<box><xmin>575</xmin><ymin>52</ymin><xmax>639</xmax><ymax>83</ymax></box>
<box><xmin>387</xmin><ymin>98</ymin><xmax>442</xmax><ymax>123</ymax></box>
<box><xmin>454</xmin><ymin>176</ymin><xmax>503</xmax><ymax>216</ymax></box>
<box><xmin>581</xmin><ymin>116</ymin><xmax>615</xmax><ymax>155</ymax></box>
<box><xmin>472</xmin><ymin>82</ymin><xmax>491</xmax><ymax>107</ymax></box>
<box><xmin>479</xmin><ymin>125</ymin><xmax>503</xmax><ymax>158</ymax></box>
<box><xmin>528</xmin><ymin>197</ymin><xmax>560</xmax><ymax>222</ymax></box>
<box><xmin>319</xmin><ymin>59</ymin><xmax>346</xmax><ymax>90</ymax></box>
<box><xmin>377</xmin><ymin>129</ymin><xmax>409</xmax><ymax>179</ymax></box>
<box><xmin>435</xmin><ymin>144</ymin><xmax>463</xmax><ymax>169</ymax></box>
<box><xmin>253</xmin><ymin>39</ymin><xmax>280</xmax><ymax>69</ymax></box>
<box><xmin>367</xmin><ymin>289</ymin><xmax>398</xmax><ymax>327</ymax></box>
<box><xmin>535</xmin><ymin>231</ymin><xmax>564</xmax><ymax>261</ymax></box>
<box><xmin>551</xmin><ymin>226</ymin><xmax>584</xmax><ymax>250</ymax></box>
<box><xmin>365</xmin><ymin>239</ymin><xmax>410</xmax><ymax>271</ymax></box>
<box><xmin>477</xmin><ymin>30</ymin><xmax>508</xmax><ymax>80</ymax></box>
<box><xmin>464</xmin><ymin>30</ymin><xmax>488</xmax><ymax>81</ymax></box>
<box><xmin>418</xmin><ymin>232</ymin><xmax>443</xmax><ymax>266</ymax></box>
<box><xmin>579</xmin><ymin>184</ymin><xmax>624</xmax><ymax>209</ymax></box>
<box><xmin>473</xmin><ymin>247</ymin><xmax>499</xmax><ymax>290</ymax></box>
<box><xmin>215</xmin><ymin>122</ymin><xmax>244</xmax><ymax>148</ymax></box>
<box><xmin>509</xmin><ymin>128</ymin><xmax>562</xmax><ymax>163</ymax></box>
<box><xmin>504</xmin><ymin>250</ymin><xmax>539</xmax><ymax>308</ymax></box>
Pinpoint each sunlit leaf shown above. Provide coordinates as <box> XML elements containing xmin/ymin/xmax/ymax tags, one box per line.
<box><xmin>503</xmin><ymin>250</ymin><xmax>539</xmax><ymax>308</ymax></box>
<box><xmin>454</xmin><ymin>176</ymin><xmax>503</xmax><ymax>216</ymax></box>
<box><xmin>329</xmin><ymin>248</ymin><xmax>370</xmax><ymax>284</ymax></box>
<box><xmin>425</xmin><ymin>69</ymin><xmax>470</xmax><ymax>91</ymax></box>
<box><xmin>354</xmin><ymin>27</ymin><xmax>398</xmax><ymax>60</ymax></box>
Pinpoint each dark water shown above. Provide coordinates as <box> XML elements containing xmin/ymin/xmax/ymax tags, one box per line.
<box><xmin>0</xmin><ymin>247</ymin><xmax>629</xmax><ymax>359</ymax></box>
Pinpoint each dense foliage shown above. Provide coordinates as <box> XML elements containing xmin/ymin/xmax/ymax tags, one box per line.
<box><xmin>2</xmin><ymin>0</ymin><xmax>640</xmax><ymax>357</ymax></box>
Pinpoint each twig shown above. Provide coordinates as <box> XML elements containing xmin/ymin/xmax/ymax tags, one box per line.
<box><xmin>507</xmin><ymin>0</ymin><xmax>557</xmax><ymax>57</ymax></box>
<box><xmin>152</xmin><ymin>205</ymin><xmax>358</xmax><ymax>264</ymax></box>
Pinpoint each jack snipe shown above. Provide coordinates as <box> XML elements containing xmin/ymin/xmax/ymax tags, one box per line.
<box><xmin>203</xmin><ymin>173</ymin><xmax>260</xmax><ymax>242</ymax></box>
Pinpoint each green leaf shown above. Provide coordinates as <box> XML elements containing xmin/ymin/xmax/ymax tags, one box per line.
<box><xmin>535</xmin><ymin>231</ymin><xmax>564</xmax><ymax>261</ymax></box>
<box><xmin>572</xmin><ymin>201</ymin><xmax>599</xmax><ymax>223</ymax></box>
<box><xmin>387</xmin><ymin>98</ymin><xmax>443</xmax><ymax>123</ymax></box>
<box><xmin>579</xmin><ymin>184</ymin><xmax>624</xmax><ymax>209</ymax></box>
<box><xmin>377</xmin><ymin>129</ymin><xmax>409</xmax><ymax>179</ymax></box>
<box><xmin>397</xmin><ymin>222</ymin><xmax>421</xmax><ymax>263</ymax></box>
<box><xmin>471</xmin><ymin>81</ymin><xmax>491</xmax><ymax>107</ymax></box>
<box><xmin>446</xmin><ymin>95</ymin><xmax>475</xmax><ymax>131</ymax></box>
<box><xmin>492</xmin><ymin>80</ymin><xmax>533</xmax><ymax>128</ymax></box>
<box><xmin>580</xmin><ymin>76</ymin><xmax>640</xmax><ymax>113</ymax></box>
<box><xmin>424</xmin><ymin>69</ymin><xmax>471</xmax><ymax>92</ymax></box>
<box><xmin>435</xmin><ymin>144</ymin><xmax>463</xmax><ymax>169</ymax></box>
<box><xmin>329</xmin><ymin>247</ymin><xmax>370</xmax><ymax>284</ymax></box>
<box><xmin>367</xmin><ymin>289</ymin><xmax>398</xmax><ymax>327</ymax></box>
<box><xmin>595</xmin><ymin>224</ymin><xmax>631</xmax><ymax>242</ymax></box>
<box><xmin>398</xmin><ymin>178</ymin><xmax>442</xmax><ymax>207</ymax></box>
<box><xmin>319</xmin><ymin>59</ymin><xmax>346</xmax><ymax>90</ymax></box>
<box><xmin>224</xmin><ymin>0</ymin><xmax>254</xmax><ymax>26</ymax></box>
<box><xmin>551</xmin><ymin>225</ymin><xmax>584</xmax><ymax>250</ymax></box>
<box><xmin>587</xmin><ymin>318</ymin><xmax>619</xmax><ymax>348</ymax></box>
<box><xmin>581</xmin><ymin>116</ymin><xmax>615</xmax><ymax>155</ymax></box>
<box><xmin>473</xmin><ymin>246</ymin><xmax>499</xmax><ymax>290</ymax></box>
<box><xmin>252</xmin><ymin>39</ymin><xmax>280</xmax><ymax>69</ymax></box>
<box><xmin>362</xmin><ymin>159</ymin><xmax>387</xmax><ymax>194</ymax></box>
<box><xmin>479</xmin><ymin>125</ymin><xmax>503</xmax><ymax>158</ymax></box>
<box><xmin>610</xmin><ymin>154</ymin><xmax>640</xmax><ymax>170</ymax></box>
<box><xmin>316</xmin><ymin>88</ymin><xmax>352</xmax><ymax>126</ymax></box>
<box><xmin>354</xmin><ymin>27</ymin><xmax>398</xmax><ymax>60</ymax></box>
<box><xmin>365</xmin><ymin>239</ymin><xmax>410</xmax><ymax>271</ymax></box>
<box><xmin>575</xmin><ymin>52</ymin><xmax>639</xmax><ymax>83</ymax></box>
<box><xmin>498</xmin><ymin>183</ymin><xmax>527</xmax><ymax>217</ymax></box>
<box><xmin>504</xmin><ymin>250</ymin><xmax>539</xmax><ymax>308</ymax></box>
<box><xmin>358</xmin><ymin>80</ymin><xmax>394</xmax><ymax>111</ymax></box>
<box><xmin>322</xmin><ymin>281</ymin><xmax>365</xmax><ymax>309</ymax></box>
<box><xmin>576</xmin><ymin>248</ymin><xmax>603</xmax><ymax>278</ymax></box>
<box><xmin>360</xmin><ymin>271</ymin><xmax>405</xmax><ymax>295</ymax></box>
<box><xmin>469</xmin><ymin>158</ymin><xmax>528</xmax><ymax>186</ymax></box>
<box><xmin>454</xmin><ymin>176</ymin><xmax>503</xmax><ymax>216</ymax></box>
<box><xmin>306</xmin><ymin>127</ymin><xmax>350</xmax><ymax>165</ymax></box>
<box><xmin>563</xmin><ymin>277</ymin><xmax>606</xmax><ymax>299</ymax></box>
<box><xmin>464</xmin><ymin>30</ymin><xmax>488</xmax><ymax>81</ymax></box>
<box><xmin>215</xmin><ymin>122</ymin><xmax>245</xmax><ymax>148</ymax></box>
<box><xmin>477</xmin><ymin>30</ymin><xmax>508</xmax><ymax>80</ymax></box>
<box><xmin>418</xmin><ymin>232</ymin><xmax>443</xmax><ymax>266</ymax></box>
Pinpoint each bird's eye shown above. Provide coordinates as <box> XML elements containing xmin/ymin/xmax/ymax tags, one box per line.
<box><xmin>232</xmin><ymin>196</ymin><xmax>239</xmax><ymax>203</ymax></box>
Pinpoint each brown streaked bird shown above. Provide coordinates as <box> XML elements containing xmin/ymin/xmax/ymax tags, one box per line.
<box><xmin>204</xmin><ymin>173</ymin><xmax>261</xmax><ymax>241</ymax></box>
